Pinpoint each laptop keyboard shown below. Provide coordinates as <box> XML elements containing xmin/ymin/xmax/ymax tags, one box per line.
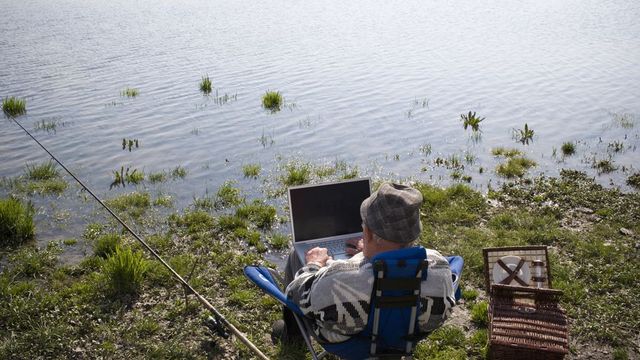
<box><xmin>299</xmin><ymin>236</ymin><xmax>362</xmax><ymax>258</ymax></box>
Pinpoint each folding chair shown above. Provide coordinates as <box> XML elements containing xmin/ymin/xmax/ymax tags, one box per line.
<box><xmin>244</xmin><ymin>247</ymin><xmax>463</xmax><ymax>360</ymax></box>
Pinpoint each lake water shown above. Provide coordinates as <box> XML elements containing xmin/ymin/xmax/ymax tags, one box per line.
<box><xmin>1</xmin><ymin>0</ymin><xmax>639</xmax><ymax>253</ymax></box>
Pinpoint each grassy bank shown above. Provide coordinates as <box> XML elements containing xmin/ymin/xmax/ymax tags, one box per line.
<box><xmin>0</xmin><ymin>169</ymin><xmax>638</xmax><ymax>359</ymax></box>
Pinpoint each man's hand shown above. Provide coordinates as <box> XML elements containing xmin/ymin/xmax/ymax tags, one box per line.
<box><xmin>305</xmin><ymin>247</ymin><xmax>332</xmax><ymax>267</ymax></box>
<box><xmin>345</xmin><ymin>237</ymin><xmax>364</xmax><ymax>257</ymax></box>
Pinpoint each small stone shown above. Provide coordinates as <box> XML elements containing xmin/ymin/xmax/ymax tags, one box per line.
<box><xmin>576</xmin><ymin>207</ymin><xmax>594</xmax><ymax>214</ymax></box>
<box><xmin>619</xmin><ymin>228</ymin><xmax>634</xmax><ymax>236</ymax></box>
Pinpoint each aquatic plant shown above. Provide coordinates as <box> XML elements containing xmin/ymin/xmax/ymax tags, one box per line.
<box><xmin>171</xmin><ymin>166</ymin><xmax>187</xmax><ymax>179</ymax></box>
<box><xmin>607</xmin><ymin>141</ymin><xmax>624</xmax><ymax>153</ymax></box>
<box><xmin>515</xmin><ymin>123</ymin><xmax>534</xmax><ymax>145</ymax></box>
<box><xmin>110</xmin><ymin>167</ymin><xmax>144</xmax><ymax>188</ymax></box>
<box><xmin>103</xmin><ymin>246</ymin><xmax>149</xmax><ymax>297</ymax></box>
<box><xmin>268</xmin><ymin>233</ymin><xmax>289</xmax><ymax>249</ymax></box>
<box><xmin>200</xmin><ymin>75</ymin><xmax>212</xmax><ymax>94</ymax></box>
<box><xmin>561</xmin><ymin>142</ymin><xmax>576</xmax><ymax>156</ymax></box>
<box><xmin>148</xmin><ymin>171</ymin><xmax>167</xmax><ymax>183</ymax></box>
<box><xmin>419</xmin><ymin>144</ymin><xmax>432</xmax><ymax>156</ymax></box>
<box><xmin>491</xmin><ymin>147</ymin><xmax>522</xmax><ymax>158</ymax></box>
<box><xmin>2</xmin><ymin>96</ymin><xmax>26</xmax><ymax>117</ymax></box>
<box><xmin>262</xmin><ymin>90</ymin><xmax>283</xmax><ymax>112</ymax></box>
<box><xmin>282</xmin><ymin>163</ymin><xmax>310</xmax><ymax>186</ymax></box>
<box><xmin>242</xmin><ymin>164</ymin><xmax>261</xmax><ymax>178</ymax></box>
<box><xmin>259</xmin><ymin>131</ymin><xmax>275</xmax><ymax>147</ymax></box>
<box><xmin>0</xmin><ymin>198</ymin><xmax>35</xmax><ymax>246</ymax></box>
<box><xmin>25</xmin><ymin>161</ymin><xmax>59</xmax><ymax>181</ymax></box>
<box><xmin>460</xmin><ymin>111</ymin><xmax>484</xmax><ymax>132</ymax></box>
<box><xmin>121</xmin><ymin>88</ymin><xmax>139</xmax><ymax>97</ymax></box>
<box><xmin>34</xmin><ymin>120</ymin><xmax>57</xmax><ymax>133</ymax></box>
<box><xmin>627</xmin><ymin>173</ymin><xmax>640</xmax><ymax>189</ymax></box>
<box><xmin>236</xmin><ymin>200</ymin><xmax>277</xmax><ymax>230</ymax></box>
<box><xmin>122</xmin><ymin>138</ymin><xmax>139</xmax><ymax>151</ymax></box>
<box><xmin>94</xmin><ymin>233</ymin><xmax>121</xmax><ymax>258</ymax></box>
<box><xmin>496</xmin><ymin>156</ymin><xmax>536</xmax><ymax>178</ymax></box>
<box><xmin>215</xmin><ymin>181</ymin><xmax>243</xmax><ymax>208</ymax></box>
<box><xmin>611</xmin><ymin>113</ymin><xmax>635</xmax><ymax>129</ymax></box>
<box><xmin>593</xmin><ymin>159</ymin><xmax>616</xmax><ymax>174</ymax></box>
<box><xmin>105</xmin><ymin>192</ymin><xmax>151</xmax><ymax>219</ymax></box>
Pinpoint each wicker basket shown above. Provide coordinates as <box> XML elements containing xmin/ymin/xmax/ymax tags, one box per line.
<box><xmin>488</xmin><ymin>284</ymin><xmax>569</xmax><ymax>360</ymax></box>
<box><xmin>483</xmin><ymin>246</ymin><xmax>553</xmax><ymax>291</ymax></box>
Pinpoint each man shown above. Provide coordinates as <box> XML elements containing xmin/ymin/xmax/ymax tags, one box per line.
<box><xmin>275</xmin><ymin>182</ymin><xmax>455</xmax><ymax>344</ymax></box>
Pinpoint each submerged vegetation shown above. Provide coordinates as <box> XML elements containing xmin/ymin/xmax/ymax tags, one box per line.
<box><xmin>491</xmin><ymin>147</ymin><xmax>522</xmax><ymax>158</ymax></box>
<box><xmin>242</xmin><ymin>163</ymin><xmax>261</xmax><ymax>178</ymax></box>
<box><xmin>2</xmin><ymin>96</ymin><xmax>27</xmax><ymax>117</ymax></box>
<box><xmin>262</xmin><ymin>90</ymin><xmax>283</xmax><ymax>111</ymax></box>
<box><xmin>514</xmin><ymin>123</ymin><xmax>534</xmax><ymax>144</ymax></box>
<box><xmin>0</xmin><ymin>197</ymin><xmax>35</xmax><ymax>246</ymax></box>
<box><xmin>199</xmin><ymin>75</ymin><xmax>212</xmax><ymax>94</ymax></box>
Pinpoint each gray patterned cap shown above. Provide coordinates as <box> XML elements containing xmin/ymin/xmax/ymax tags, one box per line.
<box><xmin>360</xmin><ymin>182</ymin><xmax>423</xmax><ymax>243</ymax></box>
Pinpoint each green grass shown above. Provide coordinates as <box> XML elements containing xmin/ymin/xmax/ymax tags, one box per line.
<box><xmin>242</xmin><ymin>164</ymin><xmax>261</xmax><ymax>178</ymax></box>
<box><xmin>268</xmin><ymin>233</ymin><xmax>290</xmax><ymax>249</ymax></box>
<box><xmin>491</xmin><ymin>147</ymin><xmax>522</xmax><ymax>157</ymax></box>
<box><xmin>2</xmin><ymin>96</ymin><xmax>27</xmax><ymax>117</ymax></box>
<box><xmin>25</xmin><ymin>161</ymin><xmax>59</xmax><ymax>180</ymax></box>
<box><xmin>561</xmin><ymin>142</ymin><xmax>576</xmax><ymax>156</ymax></box>
<box><xmin>105</xmin><ymin>192</ymin><xmax>150</xmax><ymax>219</ymax></box>
<box><xmin>199</xmin><ymin>75</ymin><xmax>212</xmax><ymax>94</ymax></box>
<box><xmin>0</xmin><ymin>198</ymin><xmax>35</xmax><ymax>247</ymax></box>
<box><xmin>496</xmin><ymin>156</ymin><xmax>536</xmax><ymax>178</ymax></box>
<box><xmin>94</xmin><ymin>233</ymin><xmax>121</xmax><ymax>258</ymax></box>
<box><xmin>235</xmin><ymin>200</ymin><xmax>277</xmax><ymax>230</ymax></box>
<box><xmin>262</xmin><ymin>90</ymin><xmax>283</xmax><ymax>111</ymax></box>
<box><xmin>120</xmin><ymin>88</ymin><xmax>139</xmax><ymax>97</ymax></box>
<box><xmin>148</xmin><ymin>171</ymin><xmax>167</xmax><ymax>183</ymax></box>
<box><xmin>103</xmin><ymin>246</ymin><xmax>149</xmax><ymax>297</ymax></box>
<box><xmin>215</xmin><ymin>181</ymin><xmax>244</xmax><ymax>208</ymax></box>
<box><xmin>460</xmin><ymin>111</ymin><xmax>484</xmax><ymax>132</ymax></box>
<box><xmin>8</xmin><ymin>242</ymin><xmax>61</xmax><ymax>278</ymax></box>
<box><xmin>281</xmin><ymin>163</ymin><xmax>310</xmax><ymax>187</ymax></box>
<box><xmin>470</xmin><ymin>301</ymin><xmax>488</xmax><ymax>327</ymax></box>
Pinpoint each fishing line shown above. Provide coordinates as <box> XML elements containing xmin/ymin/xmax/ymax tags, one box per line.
<box><xmin>9</xmin><ymin>117</ymin><xmax>269</xmax><ymax>360</ymax></box>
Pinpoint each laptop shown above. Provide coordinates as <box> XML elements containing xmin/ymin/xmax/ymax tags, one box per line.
<box><xmin>288</xmin><ymin>178</ymin><xmax>371</xmax><ymax>263</ymax></box>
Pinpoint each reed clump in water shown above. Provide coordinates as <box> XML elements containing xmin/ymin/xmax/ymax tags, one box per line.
<box><xmin>200</xmin><ymin>75</ymin><xmax>212</xmax><ymax>94</ymax></box>
<box><xmin>0</xmin><ymin>198</ymin><xmax>35</xmax><ymax>246</ymax></box>
<box><xmin>262</xmin><ymin>91</ymin><xmax>283</xmax><ymax>112</ymax></box>
<box><xmin>2</xmin><ymin>96</ymin><xmax>27</xmax><ymax>117</ymax></box>
<box><xmin>496</xmin><ymin>156</ymin><xmax>536</xmax><ymax>178</ymax></box>
<box><xmin>460</xmin><ymin>111</ymin><xmax>484</xmax><ymax>132</ymax></box>
<box><xmin>561</xmin><ymin>142</ymin><xmax>576</xmax><ymax>156</ymax></box>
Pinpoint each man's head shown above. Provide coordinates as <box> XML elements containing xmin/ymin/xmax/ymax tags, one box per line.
<box><xmin>360</xmin><ymin>182</ymin><xmax>423</xmax><ymax>257</ymax></box>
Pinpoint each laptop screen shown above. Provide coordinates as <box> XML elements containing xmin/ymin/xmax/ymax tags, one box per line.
<box><xmin>289</xmin><ymin>179</ymin><xmax>371</xmax><ymax>242</ymax></box>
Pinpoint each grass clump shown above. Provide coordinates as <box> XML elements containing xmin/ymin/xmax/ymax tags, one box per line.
<box><xmin>94</xmin><ymin>233</ymin><xmax>121</xmax><ymax>258</ymax></box>
<box><xmin>496</xmin><ymin>156</ymin><xmax>536</xmax><ymax>178</ymax></box>
<box><xmin>262</xmin><ymin>90</ymin><xmax>283</xmax><ymax>112</ymax></box>
<box><xmin>470</xmin><ymin>301</ymin><xmax>489</xmax><ymax>327</ymax></box>
<box><xmin>268</xmin><ymin>233</ymin><xmax>290</xmax><ymax>249</ymax></box>
<box><xmin>105</xmin><ymin>192</ymin><xmax>150</xmax><ymax>219</ymax></box>
<box><xmin>148</xmin><ymin>171</ymin><xmax>167</xmax><ymax>183</ymax></box>
<box><xmin>460</xmin><ymin>111</ymin><xmax>484</xmax><ymax>132</ymax></box>
<box><xmin>199</xmin><ymin>75</ymin><xmax>212</xmax><ymax>94</ymax></box>
<box><xmin>215</xmin><ymin>181</ymin><xmax>243</xmax><ymax>208</ymax></box>
<box><xmin>491</xmin><ymin>147</ymin><xmax>522</xmax><ymax>158</ymax></box>
<box><xmin>282</xmin><ymin>163</ymin><xmax>311</xmax><ymax>187</ymax></box>
<box><xmin>103</xmin><ymin>246</ymin><xmax>148</xmax><ymax>297</ymax></box>
<box><xmin>242</xmin><ymin>164</ymin><xmax>261</xmax><ymax>178</ymax></box>
<box><xmin>236</xmin><ymin>200</ymin><xmax>277</xmax><ymax>229</ymax></box>
<box><xmin>25</xmin><ymin>161</ymin><xmax>58</xmax><ymax>180</ymax></box>
<box><xmin>120</xmin><ymin>87</ymin><xmax>139</xmax><ymax>97</ymax></box>
<box><xmin>0</xmin><ymin>198</ymin><xmax>35</xmax><ymax>247</ymax></box>
<box><xmin>171</xmin><ymin>166</ymin><xmax>187</xmax><ymax>179</ymax></box>
<box><xmin>561</xmin><ymin>142</ymin><xmax>576</xmax><ymax>156</ymax></box>
<box><xmin>593</xmin><ymin>159</ymin><xmax>616</xmax><ymax>174</ymax></box>
<box><xmin>627</xmin><ymin>173</ymin><xmax>640</xmax><ymax>189</ymax></box>
<box><xmin>2</xmin><ymin>96</ymin><xmax>27</xmax><ymax>117</ymax></box>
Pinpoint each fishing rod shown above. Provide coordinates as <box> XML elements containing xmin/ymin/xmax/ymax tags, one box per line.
<box><xmin>9</xmin><ymin>117</ymin><xmax>269</xmax><ymax>360</ymax></box>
